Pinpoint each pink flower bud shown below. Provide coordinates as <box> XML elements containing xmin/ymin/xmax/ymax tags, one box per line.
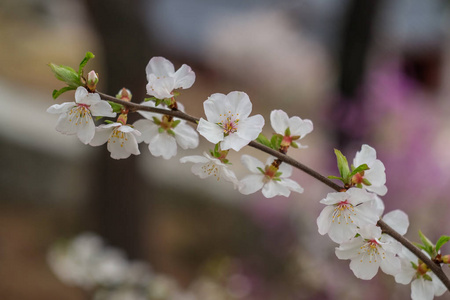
<box><xmin>86</xmin><ymin>70</ymin><xmax>99</xmax><ymax>91</ymax></box>
<box><xmin>117</xmin><ymin>88</ymin><xmax>132</xmax><ymax>102</ymax></box>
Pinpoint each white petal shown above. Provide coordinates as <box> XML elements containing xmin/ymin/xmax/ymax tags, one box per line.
<box><xmin>353</xmin><ymin>144</ymin><xmax>377</xmax><ymax>166</ymax></box>
<box><xmin>107</xmin><ymin>135</ymin><xmax>132</xmax><ymax>160</ymax></box>
<box><xmin>146</xmin><ymin>76</ymin><xmax>175</xmax><ymax>99</ymax></box>
<box><xmin>358</xmin><ymin>224</ymin><xmax>382</xmax><ymax>240</ymax></box>
<box><xmin>78</xmin><ymin>91</ymin><xmax>102</xmax><ymax>106</ymax></box>
<box><xmin>47</xmin><ymin>102</ymin><xmax>76</xmax><ymax>114</ymax></box>
<box><xmin>411</xmin><ymin>278</ymin><xmax>435</xmax><ymax>300</ymax></box>
<box><xmin>240</xmin><ymin>155</ymin><xmax>265</xmax><ymax>174</ymax></box>
<box><xmin>89</xmin><ymin>126</ymin><xmax>114</xmax><ymax>146</ymax></box>
<box><xmin>289</xmin><ymin>117</ymin><xmax>313</xmax><ymax>138</ymax></box>
<box><xmin>270</xmin><ymin>110</ymin><xmax>290</xmax><ymax>135</ymax></box>
<box><xmin>349</xmin><ymin>253</ymin><xmax>380</xmax><ymax>280</ymax></box>
<box><xmin>431</xmin><ymin>273</ymin><xmax>446</xmax><ymax>296</ymax></box>
<box><xmin>76</xmin><ymin>115</ymin><xmax>96</xmax><ymax>144</ymax></box>
<box><xmin>221</xmin><ymin>133</ymin><xmax>250</xmax><ymax>151</ymax></box>
<box><xmin>203</xmin><ymin>94</ymin><xmax>228</xmax><ymax>123</ymax></box>
<box><xmin>327</xmin><ymin>220</ymin><xmax>358</xmax><ymax>243</ymax></box>
<box><xmin>236</xmin><ymin>114</ymin><xmax>265</xmax><ymax>141</ymax></box>
<box><xmin>366</xmin><ymin>185</ymin><xmax>388</xmax><ymax>196</ymax></box>
<box><xmin>239</xmin><ymin>174</ymin><xmax>264</xmax><ymax>195</ymax></box>
<box><xmin>262</xmin><ymin>180</ymin><xmax>290</xmax><ymax>198</ymax></box>
<box><xmin>137</xmin><ymin>101</ymin><xmax>161</xmax><ymax>120</ymax></box>
<box><xmin>133</xmin><ymin>119</ymin><xmax>158</xmax><ymax>143</ymax></box>
<box><xmin>319</xmin><ymin>191</ymin><xmax>348</xmax><ymax>205</ymax></box>
<box><xmin>123</xmin><ymin>133</ymin><xmax>140</xmax><ymax>156</ymax></box>
<box><xmin>335</xmin><ymin>237</ymin><xmax>364</xmax><ymax>259</ymax></box>
<box><xmin>226</xmin><ymin>91</ymin><xmax>252</xmax><ymax>119</ymax></box>
<box><xmin>174</xmin><ymin>123</ymin><xmax>199</xmax><ymax>149</ymax></box>
<box><xmin>197</xmin><ymin>118</ymin><xmax>224</xmax><ymax>144</ymax></box>
<box><xmin>146</xmin><ymin>57</ymin><xmax>175</xmax><ymax>77</ymax></box>
<box><xmin>277</xmin><ymin>162</ymin><xmax>293</xmax><ymax>178</ymax></box>
<box><xmin>173</xmin><ymin>64</ymin><xmax>195</xmax><ymax>89</ymax></box>
<box><xmin>379</xmin><ymin>252</ymin><xmax>401</xmax><ymax>276</ymax></box>
<box><xmin>89</xmin><ymin>101</ymin><xmax>116</xmax><ymax>118</ymax></box>
<box><xmin>74</xmin><ymin>86</ymin><xmax>89</xmax><ymax>103</ymax></box>
<box><xmin>279</xmin><ymin>178</ymin><xmax>304</xmax><ymax>194</ymax></box>
<box><xmin>180</xmin><ymin>155</ymin><xmax>209</xmax><ymax>164</ymax></box>
<box><xmin>317</xmin><ymin>206</ymin><xmax>335</xmax><ymax>236</ymax></box>
<box><xmin>382</xmin><ymin>210</ymin><xmax>409</xmax><ymax>235</ymax></box>
<box><xmin>149</xmin><ymin>133</ymin><xmax>177</xmax><ymax>159</ymax></box>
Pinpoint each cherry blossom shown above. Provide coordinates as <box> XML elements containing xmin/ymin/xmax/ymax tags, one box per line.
<box><xmin>180</xmin><ymin>152</ymin><xmax>240</xmax><ymax>188</ymax></box>
<box><xmin>146</xmin><ymin>56</ymin><xmax>195</xmax><ymax>99</ymax></box>
<box><xmin>133</xmin><ymin>102</ymin><xmax>199</xmax><ymax>159</ymax></box>
<box><xmin>395</xmin><ymin>247</ymin><xmax>446</xmax><ymax>300</ymax></box>
<box><xmin>239</xmin><ymin>155</ymin><xmax>303</xmax><ymax>198</ymax></box>
<box><xmin>197</xmin><ymin>92</ymin><xmax>265</xmax><ymax>151</ymax></box>
<box><xmin>352</xmin><ymin>144</ymin><xmax>387</xmax><ymax>196</ymax></box>
<box><xmin>89</xmin><ymin>122</ymin><xmax>141</xmax><ymax>160</ymax></box>
<box><xmin>47</xmin><ymin>86</ymin><xmax>116</xmax><ymax>144</ymax></box>
<box><xmin>316</xmin><ymin>188</ymin><xmax>383</xmax><ymax>243</ymax></box>
<box><xmin>335</xmin><ymin>224</ymin><xmax>401</xmax><ymax>280</ymax></box>
<box><xmin>270</xmin><ymin>109</ymin><xmax>313</xmax><ymax>149</ymax></box>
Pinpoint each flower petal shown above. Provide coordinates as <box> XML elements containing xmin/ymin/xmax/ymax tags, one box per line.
<box><xmin>173</xmin><ymin>64</ymin><xmax>195</xmax><ymax>89</ymax></box>
<box><xmin>226</xmin><ymin>91</ymin><xmax>252</xmax><ymax>119</ymax></box>
<box><xmin>89</xmin><ymin>126</ymin><xmax>114</xmax><ymax>147</ymax></box>
<box><xmin>148</xmin><ymin>133</ymin><xmax>177</xmax><ymax>159</ymax></box>
<box><xmin>349</xmin><ymin>252</ymin><xmax>380</xmax><ymax>280</ymax></box>
<box><xmin>146</xmin><ymin>57</ymin><xmax>175</xmax><ymax>77</ymax></box>
<box><xmin>203</xmin><ymin>93</ymin><xmax>228</xmax><ymax>123</ymax></box>
<box><xmin>382</xmin><ymin>210</ymin><xmax>409</xmax><ymax>235</ymax></box>
<box><xmin>197</xmin><ymin>118</ymin><xmax>224</xmax><ymax>144</ymax></box>
<box><xmin>270</xmin><ymin>110</ymin><xmax>290</xmax><ymax>135</ymax></box>
<box><xmin>174</xmin><ymin>122</ymin><xmax>199</xmax><ymax>149</ymax></box>
<box><xmin>47</xmin><ymin>102</ymin><xmax>76</xmax><ymax>114</ymax></box>
<box><xmin>133</xmin><ymin>119</ymin><xmax>158</xmax><ymax>143</ymax></box>
<box><xmin>236</xmin><ymin>114</ymin><xmax>264</xmax><ymax>141</ymax></box>
<box><xmin>353</xmin><ymin>144</ymin><xmax>377</xmax><ymax>166</ymax></box>
<box><xmin>76</xmin><ymin>114</ymin><xmax>96</xmax><ymax>144</ymax></box>
<box><xmin>90</xmin><ymin>101</ymin><xmax>116</xmax><ymax>118</ymax></box>
<box><xmin>411</xmin><ymin>278</ymin><xmax>435</xmax><ymax>300</ymax></box>
<box><xmin>239</xmin><ymin>174</ymin><xmax>264</xmax><ymax>195</ymax></box>
<box><xmin>241</xmin><ymin>155</ymin><xmax>265</xmax><ymax>174</ymax></box>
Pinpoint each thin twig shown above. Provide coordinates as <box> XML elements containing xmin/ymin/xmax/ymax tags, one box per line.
<box><xmin>98</xmin><ymin>91</ymin><xmax>450</xmax><ymax>291</ymax></box>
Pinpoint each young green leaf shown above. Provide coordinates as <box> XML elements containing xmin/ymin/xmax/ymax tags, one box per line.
<box><xmin>418</xmin><ymin>231</ymin><xmax>434</xmax><ymax>255</ymax></box>
<box><xmin>78</xmin><ymin>52</ymin><xmax>95</xmax><ymax>77</ymax></box>
<box><xmin>349</xmin><ymin>163</ymin><xmax>370</xmax><ymax>178</ymax></box>
<box><xmin>334</xmin><ymin>149</ymin><xmax>350</xmax><ymax>182</ymax></box>
<box><xmin>52</xmin><ymin>86</ymin><xmax>76</xmax><ymax>99</ymax></box>
<box><xmin>436</xmin><ymin>235</ymin><xmax>450</xmax><ymax>252</ymax></box>
<box><xmin>271</xmin><ymin>134</ymin><xmax>282</xmax><ymax>150</ymax></box>
<box><xmin>49</xmin><ymin>63</ymin><xmax>81</xmax><ymax>88</ymax></box>
<box><xmin>108</xmin><ymin>101</ymin><xmax>124</xmax><ymax>113</ymax></box>
<box><xmin>256</xmin><ymin>133</ymin><xmax>272</xmax><ymax>148</ymax></box>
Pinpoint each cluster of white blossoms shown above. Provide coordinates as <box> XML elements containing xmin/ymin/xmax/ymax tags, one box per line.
<box><xmin>48</xmin><ymin>54</ymin><xmax>449</xmax><ymax>299</ymax></box>
<box><xmin>317</xmin><ymin>146</ymin><xmax>446</xmax><ymax>300</ymax></box>
<box><xmin>48</xmin><ymin>56</ymin><xmax>314</xmax><ymax>199</ymax></box>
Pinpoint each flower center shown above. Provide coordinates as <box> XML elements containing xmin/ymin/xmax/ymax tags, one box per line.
<box><xmin>108</xmin><ymin>127</ymin><xmax>128</xmax><ymax>147</ymax></box>
<box><xmin>68</xmin><ymin>105</ymin><xmax>91</xmax><ymax>125</ymax></box>
<box><xmin>218</xmin><ymin>112</ymin><xmax>240</xmax><ymax>135</ymax></box>
<box><xmin>358</xmin><ymin>239</ymin><xmax>385</xmax><ymax>264</ymax></box>
<box><xmin>202</xmin><ymin>162</ymin><xmax>220</xmax><ymax>181</ymax></box>
<box><xmin>331</xmin><ymin>200</ymin><xmax>356</xmax><ymax>225</ymax></box>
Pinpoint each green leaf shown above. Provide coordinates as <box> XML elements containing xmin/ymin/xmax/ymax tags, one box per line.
<box><xmin>172</xmin><ymin>120</ymin><xmax>181</xmax><ymax>128</ymax></box>
<box><xmin>271</xmin><ymin>134</ymin><xmax>282</xmax><ymax>150</ymax></box>
<box><xmin>104</xmin><ymin>120</ymin><xmax>114</xmax><ymax>124</ymax></box>
<box><xmin>49</xmin><ymin>63</ymin><xmax>81</xmax><ymax>88</ymax></box>
<box><xmin>52</xmin><ymin>86</ymin><xmax>76</xmax><ymax>99</ymax></box>
<box><xmin>78</xmin><ymin>51</ymin><xmax>95</xmax><ymax>77</ymax></box>
<box><xmin>284</xmin><ymin>127</ymin><xmax>291</xmax><ymax>137</ymax></box>
<box><xmin>145</xmin><ymin>97</ymin><xmax>157</xmax><ymax>102</ymax></box>
<box><xmin>291</xmin><ymin>141</ymin><xmax>299</xmax><ymax>148</ymax></box>
<box><xmin>108</xmin><ymin>101</ymin><xmax>124</xmax><ymax>114</ymax></box>
<box><xmin>436</xmin><ymin>235</ymin><xmax>450</xmax><ymax>252</ymax></box>
<box><xmin>327</xmin><ymin>175</ymin><xmax>344</xmax><ymax>181</ymax></box>
<box><xmin>334</xmin><ymin>149</ymin><xmax>350</xmax><ymax>182</ymax></box>
<box><xmin>418</xmin><ymin>231</ymin><xmax>434</xmax><ymax>255</ymax></box>
<box><xmin>256</xmin><ymin>133</ymin><xmax>272</xmax><ymax>148</ymax></box>
<box><xmin>349</xmin><ymin>164</ymin><xmax>370</xmax><ymax>178</ymax></box>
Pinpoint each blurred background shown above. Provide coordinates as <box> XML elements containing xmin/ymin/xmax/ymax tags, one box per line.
<box><xmin>1</xmin><ymin>0</ymin><xmax>450</xmax><ymax>299</ymax></box>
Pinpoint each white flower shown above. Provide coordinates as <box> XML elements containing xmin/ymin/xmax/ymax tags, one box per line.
<box><xmin>239</xmin><ymin>155</ymin><xmax>303</xmax><ymax>198</ymax></box>
<box><xmin>47</xmin><ymin>233</ymin><xmax>129</xmax><ymax>289</ymax></box>
<box><xmin>133</xmin><ymin>102</ymin><xmax>199</xmax><ymax>160</ymax></box>
<box><xmin>335</xmin><ymin>224</ymin><xmax>402</xmax><ymax>280</ymax></box>
<box><xmin>270</xmin><ymin>109</ymin><xmax>313</xmax><ymax>148</ymax></box>
<box><xmin>146</xmin><ymin>57</ymin><xmax>195</xmax><ymax>99</ymax></box>
<box><xmin>395</xmin><ymin>247</ymin><xmax>446</xmax><ymax>300</ymax></box>
<box><xmin>47</xmin><ymin>86</ymin><xmax>116</xmax><ymax>144</ymax></box>
<box><xmin>180</xmin><ymin>152</ymin><xmax>239</xmax><ymax>188</ymax></box>
<box><xmin>89</xmin><ymin>122</ymin><xmax>141</xmax><ymax>160</ymax></box>
<box><xmin>197</xmin><ymin>92</ymin><xmax>265</xmax><ymax>151</ymax></box>
<box><xmin>352</xmin><ymin>144</ymin><xmax>387</xmax><ymax>196</ymax></box>
<box><xmin>316</xmin><ymin>188</ymin><xmax>383</xmax><ymax>243</ymax></box>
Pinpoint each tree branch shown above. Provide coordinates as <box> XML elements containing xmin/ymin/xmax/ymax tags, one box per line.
<box><xmin>98</xmin><ymin>91</ymin><xmax>450</xmax><ymax>291</ymax></box>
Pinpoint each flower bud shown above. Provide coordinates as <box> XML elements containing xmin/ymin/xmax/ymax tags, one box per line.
<box><xmin>86</xmin><ymin>70</ymin><xmax>99</xmax><ymax>91</ymax></box>
<box><xmin>117</xmin><ymin>88</ymin><xmax>132</xmax><ymax>102</ymax></box>
<box><xmin>117</xmin><ymin>113</ymin><xmax>128</xmax><ymax>125</ymax></box>
<box><xmin>442</xmin><ymin>254</ymin><xmax>450</xmax><ymax>264</ymax></box>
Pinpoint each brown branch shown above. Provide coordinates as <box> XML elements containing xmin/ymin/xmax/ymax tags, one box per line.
<box><xmin>98</xmin><ymin>91</ymin><xmax>450</xmax><ymax>291</ymax></box>
<box><xmin>378</xmin><ymin>219</ymin><xmax>450</xmax><ymax>291</ymax></box>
